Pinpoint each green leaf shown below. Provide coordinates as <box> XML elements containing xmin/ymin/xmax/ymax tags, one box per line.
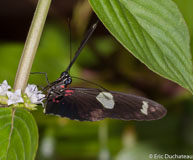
<box><xmin>0</xmin><ymin>108</ymin><xmax>38</xmax><ymax>160</ymax></box>
<box><xmin>89</xmin><ymin>0</ymin><xmax>193</xmax><ymax>93</ymax></box>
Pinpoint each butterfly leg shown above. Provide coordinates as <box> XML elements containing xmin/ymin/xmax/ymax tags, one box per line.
<box><xmin>30</xmin><ymin>72</ymin><xmax>50</xmax><ymax>85</ymax></box>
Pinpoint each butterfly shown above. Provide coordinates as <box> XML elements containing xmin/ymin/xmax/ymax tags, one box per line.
<box><xmin>44</xmin><ymin>21</ymin><xmax>167</xmax><ymax>121</ymax></box>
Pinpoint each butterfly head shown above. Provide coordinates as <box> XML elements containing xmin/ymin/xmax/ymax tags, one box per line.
<box><xmin>60</xmin><ymin>71</ymin><xmax>72</xmax><ymax>86</ymax></box>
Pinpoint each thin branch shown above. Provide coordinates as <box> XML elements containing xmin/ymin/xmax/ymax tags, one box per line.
<box><xmin>14</xmin><ymin>0</ymin><xmax>52</xmax><ymax>91</ymax></box>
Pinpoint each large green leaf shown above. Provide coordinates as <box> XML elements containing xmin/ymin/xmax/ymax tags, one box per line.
<box><xmin>0</xmin><ymin>108</ymin><xmax>38</xmax><ymax>160</ymax></box>
<box><xmin>89</xmin><ymin>0</ymin><xmax>193</xmax><ymax>93</ymax></box>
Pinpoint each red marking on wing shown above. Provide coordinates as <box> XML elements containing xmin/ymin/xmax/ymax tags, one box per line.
<box><xmin>56</xmin><ymin>100</ymin><xmax>59</xmax><ymax>103</ymax></box>
<box><xmin>65</xmin><ymin>90</ymin><xmax>74</xmax><ymax>93</ymax></box>
<box><xmin>64</xmin><ymin>93</ymin><xmax>72</xmax><ymax>96</ymax></box>
<box><xmin>60</xmin><ymin>85</ymin><xmax>65</xmax><ymax>88</ymax></box>
<box><xmin>52</xmin><ymin>98</ymin><xmax>56</xmax><ymax>102</ymax></box>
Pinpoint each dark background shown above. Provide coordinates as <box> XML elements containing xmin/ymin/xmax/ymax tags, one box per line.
<box><xmin>0</xmin><ymin>0</ymin><xmax>193</xmax><ymax>159</ymax></box>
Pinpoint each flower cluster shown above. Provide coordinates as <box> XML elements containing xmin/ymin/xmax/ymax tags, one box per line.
<box><xmin>0</xmin><ymin>80</ymin><xmax>45</xmax><ymax>110</ymax></box>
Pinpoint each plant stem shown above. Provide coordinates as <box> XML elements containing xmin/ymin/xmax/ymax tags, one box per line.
<box><xmin>14</xmin><ymin>0</ymin><xmax>52</xmax><ymax>91</ymax></box>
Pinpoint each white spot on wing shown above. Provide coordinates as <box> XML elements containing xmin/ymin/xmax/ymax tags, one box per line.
<box><xmin>96</xmin><ymin>92</ymin><xmax>115</xmax><ymax>109</ymax></box>
<box><xmin>140</xmin><ymin>101</ymin><xmax>149</xmax><ymax>115</ymax></box>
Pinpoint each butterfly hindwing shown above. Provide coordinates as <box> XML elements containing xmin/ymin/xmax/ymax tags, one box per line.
<box><xmin>45</xmin><ymin>87</ymin><xmax>166</xmax><ymax>121</ymax></box>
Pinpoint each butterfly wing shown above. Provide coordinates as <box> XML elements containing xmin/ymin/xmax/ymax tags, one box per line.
<box><xmin>45</xmin><ymin>87</ymin><xmax>167</xmax><ymax>121</ymax></box>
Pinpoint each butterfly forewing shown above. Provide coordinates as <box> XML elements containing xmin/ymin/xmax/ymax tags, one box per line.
<box><xmin>45</xmin><ymin>87</ymin><xmax>166</xmax><ymax>121</ymax></box>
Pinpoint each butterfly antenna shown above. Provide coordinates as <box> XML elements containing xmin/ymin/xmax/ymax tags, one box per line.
<box><xmin>65</xmin><ymin>20</ymin><xmax>99</xmax><ymax>72</ymax></box>
<box><xmin>71</xmin><ymin>76</ymin><xmax>108</xmax><ymax>91</ymax></box>
<box><xmin>67</xmin><ymin>18</ymin><xmax>72</xmax><ymax>74</ymax></box>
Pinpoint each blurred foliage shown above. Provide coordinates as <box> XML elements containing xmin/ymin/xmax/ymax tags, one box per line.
<box><xmin>0</xmin><ymin>0</ymin><xmax>193</xmax><ymax>160</ymax></box>
<box><xmin>0</xmin><ymin>43</ymin><xmax>23</xmax><ymax>86</ymax></box>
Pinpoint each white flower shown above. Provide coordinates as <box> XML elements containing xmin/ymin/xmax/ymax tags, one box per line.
<box><xmin>25</xmin><ymin>84</ymin><xmax>39</xmax><ymax>97</ymax></box>
<box><xmin>0</xmin><ymin>80</ymin><xmax>11</xmax><ymax>96</ymax></box>
<box><xmin>7</xmin><ymin>89</ymin><xmax>24</xmax><ymax>105</ymax></box>
<box><xmin>25</xmin><ymin>84</ymin><xmax>45</xmax><ymax>105</ymax></box>
<box><xmin>30</xmin><ymin>93</ymin><xmax>45</xmax><ymax>104</ymax></box>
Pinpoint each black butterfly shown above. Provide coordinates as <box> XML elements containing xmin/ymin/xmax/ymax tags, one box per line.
<box><xmin>44</xmin><ymin>21</ymin><xmax>167</xmax><ymax>121</ymax></box>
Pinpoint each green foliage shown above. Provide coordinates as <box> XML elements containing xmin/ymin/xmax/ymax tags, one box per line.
<box><xmin>94</xmin><ymin>36</ymin><xmax>119</xmax><ymax>57</ymax></box>
<box><xmin>0</xmin><ymin>43</ymin><xmax>23</xmax><ymax>86</ymax></box>
<box><xmin>174</xmin><ymin>0</ymin><xmax>193</xmax><ymax>57</ymax></box>
<box><xmin>89</xmin><ymin>0</ymin><xmax>193</xmax><ymax>93</ymax></box>
<box><xmin>174</xmin><ymin>0</ymin><xmax>193</xmax><ymax>36</ymax></box>
<box><xmin>0</xmin><ymin>108</ymin><xmax>38</xmax><ymax>160</ymax></box>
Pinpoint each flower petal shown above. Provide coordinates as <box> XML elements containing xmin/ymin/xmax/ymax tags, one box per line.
<box><xmin>7</xmin><ymin>89</ymin><xmax>24</xmax><ymax>105</ymax></box>
<box><xmin>25</xmin><ymin>84</ymin><xmax>39</xmax><ymax>97</ymax></box>
<box><xmin>0</xmin><ymin>80</ymin><xmax>11</xmax><ymax>96</ymax></box>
